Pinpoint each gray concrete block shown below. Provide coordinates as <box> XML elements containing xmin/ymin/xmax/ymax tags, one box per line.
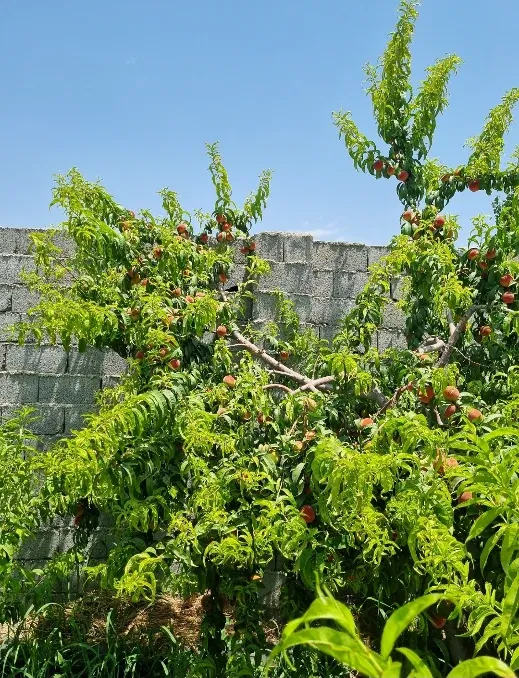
<box><xmin>252</xmin><ymin>291</ymin><xmax>280</xmax><ymax>321</ymax></box>
<box><xmin>0</xmin><ymin>343</ymin><xmax>5</xmax><ymax>369</ymax></box>
<box><xmin>2</xmin><ymin>404</ymin><xmax>64</xmax><ymax>434</ymax></box>
<box><xmin>18</xmin><ymin>529</ymin><xmax>75</xmax><ymax>560</ymax></box>
<box><xmin>254</xmin><ymin>232</ymin><xmax>284</xmax><ymax>262</ymax></box>
<box><xmin>0</xmin><ymin>228</ymin><xmax>36</xmax><ymax>255</ymax></box>
<box><xmin>382</xmin><ymin>302</ymin><xmax>406</xmax><ymax>330</ymax></box>
<box><xmin>260</xmin><ymin>571</ymin><xmax>287</xmax><ymax>609</ymax></box>
<box><xmin>102</xmin><ymin>375</ymin><xmax>121</xmax><ymax>389</ymax></box>
<box><xmin>224</xmin><ymin>263</ymin><xmax>247</xmax><ymax>290</ymax></box>
<box><xmin>0</xmin><ymin>255</ymin><xmax>35</xmax><ymax>284</ymax></box>
<box><xmin>333</xmin><ymin>271</ymin><xmax>369</xmax><ymax>299</ymax></box>
<box><xmin>52</xmin><ymin>231</ymin><xmax>76</xmax><ymax>258</ymax></box>
<box><xmin>64</xmin><ymin>404</ymin><xmax>96</xmax><ymax>433</ymax></box>
<box><xmin>283</xmin><ymin>233</ymin><xmax>313</xmax><ymax>263</ymax></box>
<box><xmin>313</xmin><ymin>241</ymin><xmax>368</xmax><ymax>272</ymax></box>
<box><xmin>33</xmin><ymin>434</ymin><xmax>63</xmax><ymax>451</ymax></box>
<box><xmin>89</xmin><ymin>529</ymin><xmax>118</xmax><ymax>559</ymax></box>
<box><xmin>38</xmin><ymin>374</ymin><xmax>101</xmax><ymax>404</ymax></box>
<box><xmin>258</xmin><ymin>262</ymin><xmax>312</xmax><ymax>294</ymax></box>
<box><xmin>319</xmin><ymin>324</ymin><xmax>339</xmax><ymax>343</ymax></box>
<box><xmin>0</xmin><ymin>285</ymin><xmax>12</xmax><ymax>312</ymax></box>
<box><xmin>310</xmin><ymin>297</ymin><xmax>354</xmax><ymax>325</ymax></box>
<box><xmin>0</xmin><ymin>312</ymin><xmax>21</xmax><ymax>341</ymax></box>
<box><xmin>11</xmin><ymin>286</ymin><xmax>40</xmax><ymax>312</ymax></box>
<box><xmin>0</xmin><ymin>372</ymin><xmax>39</xmax><ymax>404</ymax></box>
<box><xmin>312</xmin><ymin>270</ymin><xmax>334</xmax><ymax>298</ymax></box>
<box><xmin>5</xmin><ymin>344</ymin><xmax>68</xmax><ymax>374</ymax></box>
<box><xmin>390</xmin><ymin>277</ymin><xmax>405</xmax><ymax>301</ymax></box>
<box><xmin>68</xmin><ymin>348</ymin><xmax>127</xmax><ymax>376</ymax></box>
<box><xmin>377</xmin><ymin>329</ymin><xmax>408</xmax><ymax>352</ymax></box>
<box><xmin>368</xmin><ymin>246</ymin><xmax>389</xmax><ymax>268</ymax></box>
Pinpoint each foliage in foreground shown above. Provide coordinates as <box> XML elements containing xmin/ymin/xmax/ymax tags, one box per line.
<box><xmin>269</xmin><ymin>591</ymin><xmax>515</xmax><ymax>677</ymax></box>
<box><xmin>2</xmin><ymin>0</ymin><xmax>519</xmax><ymax>675</ymax></box>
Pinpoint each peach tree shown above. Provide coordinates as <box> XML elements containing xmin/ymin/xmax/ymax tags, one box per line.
<box><xmin>2</xmin><ymin>1</ymin><xmax>519</xmax><ymax>675</ymax></box>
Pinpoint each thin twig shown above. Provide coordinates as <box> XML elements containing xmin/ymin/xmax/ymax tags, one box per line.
<box><xmin>433</xmin><ymin>407</ymin><xmax>444</xmax><ymax>427</ymax></box>
<box><xmin>375</xmin><ymin>383</ymin><xmax>409</xmax><ymax>418</ymax></box>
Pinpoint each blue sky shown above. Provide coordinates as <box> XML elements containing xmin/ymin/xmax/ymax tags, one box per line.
<box><xmin>1</xmin><ymin>1</ymin><xmax>518</xmax><ymax>245</ymax></box>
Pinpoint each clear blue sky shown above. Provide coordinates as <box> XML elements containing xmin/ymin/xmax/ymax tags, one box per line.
<box><xmin>1</xmin><ymin>1</ymin><xmax>518</xmax><ymax>244</ymax></box>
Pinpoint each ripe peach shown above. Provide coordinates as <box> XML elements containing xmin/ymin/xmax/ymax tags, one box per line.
<box><xmin>443</xmin><ymin>386</ymin><xmax>460</xmax><ymax>402</ymax></box>
<box><xmin>300</xmin><ymin>505</ymin><xmax>316</xmax><ymax>524</ymax></box>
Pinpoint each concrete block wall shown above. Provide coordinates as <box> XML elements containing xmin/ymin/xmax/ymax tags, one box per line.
<box><xmin>0</xmin><ymin>228</ymin><xmax>405</xmax><ymax>568</ymax></box>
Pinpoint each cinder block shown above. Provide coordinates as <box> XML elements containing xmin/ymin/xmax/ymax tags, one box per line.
<box><xmin>64</xmin><ymin>404</ymin><xmax>96</xmax><ymax>433</ymax></box>
<box><xmin>254</xmin><ymin>232</ymin><xmax>284</xmax><ymax>262</ymax></box>
<box><xmin>288</xmin><ymin>294</ymin><xmax>312</xmax><ymax>323</ymax></box>
<box><xmin>382</xmin><ymin>302</ymin><xmax>406</xmax><ymax>330</ymax></box>
<box><xmin>102</xmin><ymin>375</ymin><xmax>121</xmax><ymax>389</ymax></box>
<box><xmin>0</xmin><ymin>312</ymin><xmax>21</xmax><ymax>341</ymax></box>
<box><xmin>224</xmin><ymin>264</ymin><xmax>247</xmax><ymax>290</ymax></box>
<box><xmin>89</xmin><ymin>529</ymin><xmax>118</xmax><ymax>559</ymax></box>
<box><xmin>68</xmin><ymin>348</ymin><xmax>127</xmax><ymax>376</ymax></box>
<box><xmin>0</xmin><ymin>228</ymin><xmax>35</xmax><ymax>255</ymax></box>
<box><xmin>368</xmin><ymin>246</ymin><xmax>389</xmax><ymax>268</ymax></box>
<box><xmin>312</xmin><ymin>270</ymin><xmax>334</xmax><ymax>298</ymax></box>
<box><xmin>333</xmin><ymin>272</ymin><xmax>369</xmax><ymax>299</ymax></box>
<box><xmin>260</xmin><ymin>571</ymin><xmax>287</xmax><ymax>609</ymax></box>
<box><xmin>18</xmin><ymin>529</ymin><xmax>75</xmax><ymax>560</ymax></box>
<box><xmin>390</xmin><ymin>277</ymin><xmax>405</xmax><ymax>301</ymax></box>
<box><xmin>313</xmin><ymin>242</ymin><xmax>368</xmax><ymax>272</ymax></box>
<box><xmin>310</xmin><ymin>297</ymin><xmax>354</xmax><ymax>325</ymax></box>
<box><xmin>0</xmin><ymin>255</ymin><xmax>35</xmax><ymax>284</ymax></box>
<box><xmin>11</xmin><ymin>286</ymin><xmax>40</xmax><ymax>312</ymax></box>
<box><xmin>252</xmin><ymin>291</ymin><xmax>280</xmax><ymax>321</ymax></box>
<box><xmin>5</xmin><ymin>344</ymin><xmax>68</xmax><ymax>374</ymax></box>
<box><xmin>38</xmin><ymin>374</ymin><xmax>101</xmax><ymax>404</ymax></box>
<box><xmin>0</xmin><ymin>343</ymin><xmax>6</xmax><ymax>368</ymax></box>
<box><xmin>0</xmin><ymin>372</ymin><xmax>39</xmax><ymax>404</ymax></box>
<box><xmin>0</xmin><ymin>285</ymin><xmax>12</xmax><ymax>312</ymax></box>
<box><xmin>377</xmin><ymin>329</ymin><xmax>408</xmax><ymax>352</ymax></box>
<box><xmin>282</xmin><ymin>234</ymin><xmax>313</xmax><ymax>263</ymax></box>
<box><xmin>52</xmin><ymin>231</ymin><xmax>76</xmax><ymax>258</ymax></box>
<box><xmin>258</xmin><ymin>262</ymin><xmax>312</xmax><ymax>294</ymax></box>
<box><xmin>2</xmin><ymin>404</ymin><xmax>64</xmax><ymax>434</ymax></box>
<box><xmin>319</xmin><ymin>324</ymin><xmax>339</xmax><ymax>343</ymax></box>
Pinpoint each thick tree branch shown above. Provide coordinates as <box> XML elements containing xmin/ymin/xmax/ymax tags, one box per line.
<box><xmin>229</xmin><ymin>326</ymin><xmax>320</xmax><ymax>392</ymax></box>
<box><xmin>222</xmin><ymin>291</ymin><xmax>390</xmax><ymax>406</ymax></box>
<box><xmin>435</xmin><ymin>305</ymin><xmax>486</xmax><ymax>368</ymax></box>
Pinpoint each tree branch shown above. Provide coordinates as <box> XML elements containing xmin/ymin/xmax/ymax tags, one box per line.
<box><xmin>295</xmin><ymin>376</ymin><xmax>335</xmax><ymax>393</ymax></box>
<box><xmin>435</xmin><ymin>305</ymin><xmax>486</xmax><ymax>368</ymax></box>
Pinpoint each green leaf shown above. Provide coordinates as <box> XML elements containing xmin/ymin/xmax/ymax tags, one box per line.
<box><xmin>268</xmin><ymin>627</ymin><xmax>384</xmax><ymax>677</ymax></box>
<box><xmin>467</xmin><ymin>506</ymin><xmax>504</xmax><ymax>542</ymax></box>
<box><xmin>501</xmin><ymin>571</ymin><xmax>519</xmax><ymax>641</ymax></box>
<box><xmin>446</xmin><ymin>657</ymin><xmax>515</xmax><ymax>678</ymax></box>
<box><xmin>396</xmin><ymin>647</ymin><xmax>434</xmax><ymax>677</ymax></box>
<box><xmin>380</xmin><ymin>594</ymin><xmax>441</xmax><ymax>659</ymax></box>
